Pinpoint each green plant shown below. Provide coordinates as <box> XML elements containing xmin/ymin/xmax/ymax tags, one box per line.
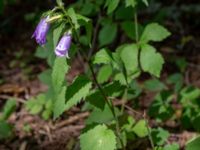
<box><xmin>28</xmin><ymin>0</ymin><xmax>173</xmax><ymax>149</ymax></box>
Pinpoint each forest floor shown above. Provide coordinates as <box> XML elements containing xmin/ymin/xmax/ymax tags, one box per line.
<box><xmin>0</xmin><ymin>1</ymin><xmax>200</xmax><ymax>150</ymax></box>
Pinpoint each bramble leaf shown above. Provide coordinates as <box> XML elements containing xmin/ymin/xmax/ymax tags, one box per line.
<box><xmin>52</xmin><ymin>57</ymin><xmax>69</xmax><ymax>94</ymax></box>
<box><xmin>140</xmin><ymin>44</ymin><xmax>164</xmax><ymax>77</ymax></box>
<box><xmin>140</xmin><ymin>23</ymin><xmax>171</xmax><ymax>43</ymax></box>
<box><xmin>80</xmin><ymin>124</ymin><xmax>116</xmax><ymax>150</ymax></box>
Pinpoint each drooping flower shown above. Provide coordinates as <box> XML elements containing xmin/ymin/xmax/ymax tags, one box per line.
<box><xmin>32</xmin><ymin>17</ymin><xmax>50</xmax><ymax>45</ymax></box>
<box><xmin>55</xmin><ymin>32</ymin><xmax>72</xmax><ymax>57</ymax></box>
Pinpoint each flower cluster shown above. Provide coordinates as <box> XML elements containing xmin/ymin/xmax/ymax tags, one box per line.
<box><xmin>32</xmin><ymin>17</ymin><xmax>72</xmax><ymax>58</ymax></box>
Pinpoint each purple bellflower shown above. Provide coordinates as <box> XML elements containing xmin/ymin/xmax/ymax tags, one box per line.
<box><xmin>32</xmin><ymin>17</ymin><xmax>50</xmax><ymax>45</ymax></box>
<box><xmin>55</xmin><ymin>32</ymin><xmax>72</xmax><ymax>57</ymax></box>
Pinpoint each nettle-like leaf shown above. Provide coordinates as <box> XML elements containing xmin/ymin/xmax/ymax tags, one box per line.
<box><xmin>140</xmin><ymin>44</ymin><xmax>164</xmax><ymax>77</ymax></box>
<box><xmin>98</xmin><ymin>23</ymin><xmax>117</xmax><ymax>47</ymax></box>
<box><xmin>0</xmin><ymin>121</ymin><xmax>13</xmax><ymax>139</ymax></box>
<box><xmin>106</xmin><ymin>0</ymin><xmax>120</xmax><ymax>14</ymax></box>
<box><xmin>97</xmin><ymin>65</ymin><xmax>112</xmax><ymax>84</ymax></box>
<box><xmin>120</xmin><ymin>44</ymin><xmax>138</xmax><ymax>74</ymax></box>
<box><xmin>93</xmin><ymin>48</ymin><xmax>113</xmax><ymax>65</ymax></box>
<box><xmin>132</xmin><ymin>120</ymin><xmax>148</xmax><ymax>138</ymax></box>
<box><xmin>65</xmin><ymin>75</ymin><xmax>92</xmax><ymax>110</ymax></box>
<box><xmin>80</xmin><ymin>124</ymin><xmax>117</xmax><ymax>150</ymax></box>
<box><xmin>86</xmin><ymin>104</ymin><xmax>120</xmax><ymax>124</ymax></box>
<box><xmin>53</xmin><ymin>75</ymin><xmax>92</xmax><ymax>118</ymax></box>
<box><xmin>53</xmin><ymin>86</ymin><xmax>66</xmax><ymax>119</ymax></box>
<box><xmin>151</xmin><ymin>127</ymin><xmax>170</xmax><ymax>146</ymax></box>
<box><xmin>140</xmin><ymin>23</ymin><xmax>171</xmax><ymax>43</ymax></box>
<box><xmin>52</xmin><ymin>57</ymin><xmax>69</xmax><ymax>94</ymax></box>
<box><xmin>87</xmin><ymin>81</ymin><xmax>124</xmax><ymax>110</ymax></box>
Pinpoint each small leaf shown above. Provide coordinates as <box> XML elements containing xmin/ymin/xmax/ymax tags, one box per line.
<box><xmin>86</xmin><ymin>104</ymin><xmax>119</xmax><ymax>124</ymax></box>
<box><xmin>120</xmin><ymin>44</ymin><xmax>138</xmax><ymax>74</ymax></box>
<box><xmin>0</xmin><ymin>121</ymin><xmax>13</xmax><ymax>139</ymax></box>
<box><xmin>87</xmin><ymin>81</ymin><xmax>124</xmax><ymax>110</ymax></box>
<box><xmin>144</xmin><ymin>79</ymin><xmax>166</xmax><ymax>91</ymax></box>
<box><xmin>140</xmin><ymin>23</ymin><xmax>171</xmax><ymax>43</ymax></box>
<box><xmin>163</xmin><ymin>143</ymin><xmax>180</xmax><ymax>150</ymax></box>
<box><xmin>151</xmin><ymin>127</ymin><xmax>170</xmax><ymax>146</ymax></box>
<box><xmin>106</xmin><ymin>0</ymin><xmax>120</xmax><ymax>14</ymax></box>
<box><xmin>140</xmin><ymin>44</ymin><xmax>164</xmax><ymax>77</ymax></box>
<box><xmin>98</xmin><ymin>24</ymin><xmax>117</xmax><ymax>47</ymax></box>
<box><xmin>52</xmin><ymin>57</ymin><xmax>69</xmax><ymax>94</ymax></box>
<box><xmin>65</xmin><ymin>75</ymin><xmax>92</xmax><ymax>110</ymax></box>
<box><xmin>80</xmin><ymin>124</ymin><xmax>117</xmax><ymax>150</ymax></box>
<box><xmin>38</xmin><ymin>69</ymin><xmax>52</xmax><ymax>86</ymax></box>
<box><xmin>132</xmin><ymin>120</ymin><xmax>148</xmax><ymax>137</ymax></box>
<box><xmin>97</xmin><ymin>65</ymin><xmax>112</xmax><ymax>84</ymax></box>
<box><xmin>93</xmin><ymin>48</ymin><xmax>113</xmax><ymax>65</ymax></box>
<box><xmin>1</xmin><ymin>99</ymin><xmax>16</xmax><ymax>120</ymax></box>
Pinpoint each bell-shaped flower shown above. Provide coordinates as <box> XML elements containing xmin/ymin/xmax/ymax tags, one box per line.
<box><xmin>32</xmin><ymin>17</ymin><xmax>50</xmax><ymax>45</ymax></box>
<box><xmin>55</xmin><ymin>32</ymin><xmax>72</xmax><ymax>57</ymax></box>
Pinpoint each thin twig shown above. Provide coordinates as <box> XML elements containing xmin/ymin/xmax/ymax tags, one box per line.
<box><xmin>54</xmin><ymin>112</ymin><xmax>89</xmax><ymax>129</ymax></box>
<box><xmin>88</xmin><ymin>13</ymin><xmax>101</xmax><ymax>59</ymax></box>
<box><xmin>0</xmin><ymin>95</ymin><xmax>26</xmax><ymax>103</ymax></box>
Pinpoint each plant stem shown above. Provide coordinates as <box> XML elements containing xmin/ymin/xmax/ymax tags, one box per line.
<box><xmin>134</xmin><ymin>9</ymin><xmax>155</xmax><ymax>150</ymax></box>
<box><xmin>61</xmin><ymin>7</ymin><xmax>125</xmax><ymax>150</ymax></box>
<box><xmin>143</xmin><ymin>112</ymin><xmax>155</xmax><ymax>150</ymax></box>
<box><xmin>134</xmin><ymin>10</ymin><xmax>139</xmax><ymax>43</ymax></box>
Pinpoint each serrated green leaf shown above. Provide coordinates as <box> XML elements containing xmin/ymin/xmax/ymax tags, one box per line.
<box><xmin>151</xmin><ymin>127</ymin><xmax>170</xmax><ymax>146</ymax></box>
<box><xmin>120</xmin><ymin>44</ymin><xmax>138</xmax><ymax>74</ymax></box>
<box><xmin>97</xmin><ymin>65</ymin><xmax>112</xmax><ymax>84</ymax></box>
<box><xmin>98</xmin><ymin>24</ymin><xmax>117</xmax><ymax>47</ymax></box>
<box><xmin>87</xmin><ymin>81</ymin><xmax>124</xmax><ymax>110</ymax></box>
<box><xmin>106</xmin><ymin>0</ymin><xmax>120</xmax><ymax>14</ymax></box>
<box><xmin>52</xmin><ymin>57</ymin><xmax>69</xmax><ymax>94</ymax></box>
<box><xmin>80</xmin><ymin>124</ymin><xmax>116</xmax><ymax>150</ymax></box>
<box><xmin>93</xmin><ymin>48</ymin><xmax>113</xmax><ymax>65</ymax></box>
<box><xmin>140</xmin><ymin>23</ymin><xmax>171</xmax><ymax>43</ymax></box>
<box><xmin>132</xmin><ymin>120</ymin><xmax>148</xmax><ymax>137</ymax></box>
<box><xmin>86</xmin><ymin>105</ymin><xmax>119</xmax><ymax>124</ymax></box>
<box><xmin>53</xmin><ymin>86</ymin><xmax>66</xmax><ymax>119</ymax></box>
<box><xmin>140</xmin><ymin>44</ymin><xmax>164</xmax><ymax>77</ymax></box>
<box><xmin>65</xmin><ymin>75</ymin><xmax>92</xmax><ymax>110</ymax></box>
